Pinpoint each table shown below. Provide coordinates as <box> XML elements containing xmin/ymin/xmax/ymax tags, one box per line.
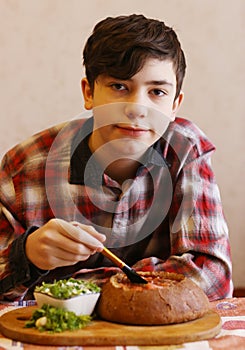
<box><xmin>0</xmin><ymin>297</ymin><xmax>244</xmax><ymax>349</ymax></box>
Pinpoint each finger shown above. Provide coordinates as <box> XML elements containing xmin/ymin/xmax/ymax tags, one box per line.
<box><xmin>51</xmin><ymin>245</ymin><xmax>97</xmax><ymax>262</ymax></box>
<box><xmin>55</xmin><ymin>219</ymin><xmax>105</xmax><ymax>250</ymax></box>
<box><xmin>51</xmin><ymin>235</ymin><xmax>97</xmax><ymax>257</ymax></box>
<box><xmin>71</xmin><ymin>221</ymin><xmax>106</xmax><ymax>242</ymax></box>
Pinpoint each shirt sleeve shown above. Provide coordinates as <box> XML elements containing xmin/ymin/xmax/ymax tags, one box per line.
<box><xmin>0</xmin><ymin>155</ymin><xmax>48</xmax><ymax>301</ymax></box>
<box><xmin>133</xmin><ymin>150</ymin><xmax>233</xmax><ymax>301</ymax></box>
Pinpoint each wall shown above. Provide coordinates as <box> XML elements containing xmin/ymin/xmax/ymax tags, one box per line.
<box><xmin>0</xmin><ymin>0</ymin><xmax>244</xmax><ymax>288</ymax></box>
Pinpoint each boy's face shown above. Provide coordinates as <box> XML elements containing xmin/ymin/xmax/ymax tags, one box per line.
<box><xmin>82</xmin><ymin>58</ymin><xmax>183</xmax><ymax>159</ymax></box>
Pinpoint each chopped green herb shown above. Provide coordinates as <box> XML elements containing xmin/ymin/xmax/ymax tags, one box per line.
<box><xmin>34</xmin><ymin>278</ymin><xmax>100</xmax><ymax>299</ymax></box>
<box><xmin>25</xmin><ymin>304</ymin><xmax>92</xmax><ymax>333</ymax></box>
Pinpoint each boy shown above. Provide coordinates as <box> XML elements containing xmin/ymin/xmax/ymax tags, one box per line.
<box><xmin>0</xmin><ymin>14</ymin><xmax>233</xmax><ymax>301</ymax></box>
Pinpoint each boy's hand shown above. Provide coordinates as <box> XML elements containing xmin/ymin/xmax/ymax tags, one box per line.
<box><xmin>25</xmin><ymin>218</ymin><xmax>106</xmax><ymax>270</ymax></box>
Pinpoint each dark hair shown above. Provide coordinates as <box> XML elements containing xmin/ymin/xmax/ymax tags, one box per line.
<box><xmin>83</xmin><ymin>14</ymin><xmax>186</xmax><ymax>99</ymax></box>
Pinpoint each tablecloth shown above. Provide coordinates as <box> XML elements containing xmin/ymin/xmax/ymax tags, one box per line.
<box><xmin>0</xmin><ymin>297</ymin><xmax>244</xmax><ymax>350</ymax></box>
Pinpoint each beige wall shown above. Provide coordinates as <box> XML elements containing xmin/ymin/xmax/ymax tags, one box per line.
<box><xmin>0</xmin><ymin>0</ymin><xmax>244</xmax><ymax>288</ymax></box>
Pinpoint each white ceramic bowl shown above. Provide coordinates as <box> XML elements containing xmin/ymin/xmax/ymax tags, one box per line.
<box><xmin>34</xmin><ymin>291</ymin><xmax>100</xmax><ymax>316</ymax></box>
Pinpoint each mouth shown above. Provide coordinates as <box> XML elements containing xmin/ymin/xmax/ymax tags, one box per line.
<box><xmin>115</xmin><ymin>124</ymin><xmax>150</xmax><ymax>137</ymax></box>
<box><xmin>116</xmin><ymin>124</ymin><xmax>150</xmax><ymax>132</ymax></box>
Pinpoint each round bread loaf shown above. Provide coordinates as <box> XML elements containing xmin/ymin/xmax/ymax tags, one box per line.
<box><xmin>96</xmin><ymin>271</ymin><xmax>210</xmax><ymax>325</ymax></box>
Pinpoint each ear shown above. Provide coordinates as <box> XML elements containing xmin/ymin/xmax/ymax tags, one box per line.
<box><xmin>171</xmin><ymin>91</ymin><xmax>184</xmax><ymax>119</ymax></box>
<box><xmin>81</xmin><ymin>78</ymin><xmax>93</xmax><ymax>110</ymax></box>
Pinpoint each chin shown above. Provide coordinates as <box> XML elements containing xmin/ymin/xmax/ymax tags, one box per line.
<box><xmin>115</xmin><ymin>141</ymin><xmax>151</xmax><ymax>159</ymax></box>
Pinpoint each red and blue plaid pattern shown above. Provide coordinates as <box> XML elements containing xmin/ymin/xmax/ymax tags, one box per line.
<box><xmin>0</xmin><ymin>117</ymin><xmax>233</xmax><ymax>301</ymax></box>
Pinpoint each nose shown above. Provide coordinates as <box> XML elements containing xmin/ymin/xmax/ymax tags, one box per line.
<box><xmin>124</xmin><ymin>102</ymin><xmax>148</xmax><ymax>120</ymax></box>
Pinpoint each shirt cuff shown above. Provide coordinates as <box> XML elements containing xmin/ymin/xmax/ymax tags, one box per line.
<box><xmin>1</xmin><ymin>227</ymin><xmax>49</xmax><ymax>293</ymax></box>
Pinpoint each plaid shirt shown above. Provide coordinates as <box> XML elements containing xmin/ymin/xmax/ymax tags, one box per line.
<box><xmin>0</xmin><ymin>117</ymin><xmax>233</xmax><ymax>301</ymax></box>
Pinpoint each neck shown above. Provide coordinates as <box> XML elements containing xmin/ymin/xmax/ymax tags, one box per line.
<box><xmin>88</xmin><ymin>133</ymin><xmax>145</xmax><ymax>184</ymax></box>
<box><xmin>105</xmin><ymin>158</ymin><xmax>141</xmax><ymax>185</ymax></box>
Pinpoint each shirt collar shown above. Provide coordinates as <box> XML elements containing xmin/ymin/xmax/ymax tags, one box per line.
<box><xmin>69</xmin><ymin>117</ymin><xmax>169</xmax><ymax>185</ymax></box>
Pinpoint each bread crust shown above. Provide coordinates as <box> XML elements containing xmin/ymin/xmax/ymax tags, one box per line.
<box><xmin>96</xmin><ymin>271</ymin><xmax>210</xmax><ymax>325</ymax></box>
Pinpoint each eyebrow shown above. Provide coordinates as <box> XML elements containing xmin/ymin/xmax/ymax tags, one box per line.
<box><xmin>105</xmin><ymin>76</ymin><xmax>174</xmax><ymax>87</ymax></box>
<box><xmin>146</xmin><ymin>80</ymin><xmax>174</xmax><ymax>87</ymax></box>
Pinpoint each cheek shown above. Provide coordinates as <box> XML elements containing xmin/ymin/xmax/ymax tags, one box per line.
<box><xmin>147</xmin><ymin>107</ymin><xmax>174</xmax><ymax>137</ymax></box>
<box><xmin>92</xmin><ymin>86</ymin><xmax>113</xmax><ymax>106</ymax></box>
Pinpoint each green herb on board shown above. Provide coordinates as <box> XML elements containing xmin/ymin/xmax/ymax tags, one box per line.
<box><xmin>25</xmin><ymin>304</ymin><xmax>92</xmax><ymax>333</ymax></box>
<box><xmin>34</xmin><ymin>278</ymin><xmax>101</xmax><ymax>299</ymax></box>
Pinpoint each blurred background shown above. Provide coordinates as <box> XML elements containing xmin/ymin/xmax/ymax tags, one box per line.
<box><xmin>0</xmin><ymin>0</ymin><xmax>244</xmax><ymax>293</ymax></box>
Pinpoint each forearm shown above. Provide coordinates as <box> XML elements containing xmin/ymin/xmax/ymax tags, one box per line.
<box><xmin>133</xmin><ymin>250</ymin><xmax>233</xmax><ymax>301</ymax></box>
<box><xmin>160</xmin><ymin>252</ymin><xmax>232</xmax><ymax>300</ymax></box>
<box><xmin>0</xmin><ymin>227</ymin><xmax>49</xmax><ymax>301</ymax></box>
<box><xmin>164</xmin><ymin>152</ymin><xmax>232</xmax><ymax>299</ymax></box>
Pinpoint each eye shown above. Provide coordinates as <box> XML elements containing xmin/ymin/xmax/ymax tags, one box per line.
<box><xmin>110</xmin><ymin>83</ymin><xmax>127</xmax><ymax>91</ymax></box>
<box><xmin>151</xmin><ymin>89</ymin><xmax>167</xmax><ymax>97</ymax></box>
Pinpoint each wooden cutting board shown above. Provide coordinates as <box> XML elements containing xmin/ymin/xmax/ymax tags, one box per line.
<box><xmin>0</xmin><ymin>306</ymin><xmax>221</xmax><ymax>346</ymax></box>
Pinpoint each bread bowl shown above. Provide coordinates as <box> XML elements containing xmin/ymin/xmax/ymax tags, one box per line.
<box><xmin>96</xmin><ymin>271</ymin><xmax>210</xmax><ymax>325</ymax></box>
